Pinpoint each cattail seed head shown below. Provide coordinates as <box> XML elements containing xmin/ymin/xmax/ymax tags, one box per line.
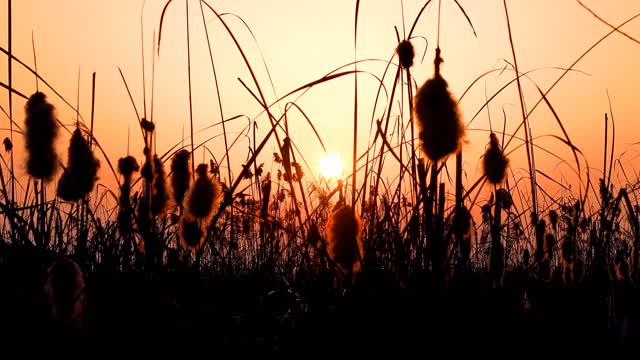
<box><xmin>25</xmin><ymin>91</ymin><xmax>59</xmax><ymax>180</ymax></box>
<box><xmin>117</xmin><ymin>156</ymin><xmax>139</xmax><ymax>237</ymax></box>
<box><xmin>150</xmin><ymin>155</ymin><xmax>168</xmax><ymax>216</ymax></box>
<box><xmin>3</xmin><ymin>137</ymin><xmax>12</xmax><ymax>152</ymax></box>
<box><xmin>118</xmin><ymin>155</ymin><xmax>139</xmax><ymax>178</ymax></box>
<box><xmin>57</xmin><ymin>128</ymin><xmax>100</xmax><ymax>202</ymax></box>
<box><xmin>483</xmin><ymin>133</ymin><xmax>509</xmax><ymax>185</ymax></box>
<box><xmin>414</xmin><ymin>74</ymin><xmax>465</xmax><ymax>162</ymax></box>
<box><xmin>179</xmin><ymin>216</ymin><xmax>204</xmax><ymax>251</ymax></box>
<box><xmin>170</xmin><ymin>149</ymin><xmax>191</xmax><ymax>206</ymax></box>
<box><xmin>186</xmin><ymin>163</ymin><xmax>222</xmax><ymax>221</ymax></box>
<box><xmin>140</xmin><ymin>118</ymin><xmax>155</xmax><ymax>133</ymax></box>
<box><xmin>396</xmin><ymin>40</ymin><xmax>415</xmax><ymax>69</ymax></box>
<box><xmin>326</xmin><ymin>205</ymin><xmax>363</xmax><ymax>273</ymax></box>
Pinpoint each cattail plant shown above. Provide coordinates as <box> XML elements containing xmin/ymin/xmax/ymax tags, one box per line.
<box><xmin>25</xmin><ymin>92</ymin><xmax>59</xmax><ymax>248</ymax></box>
<box><xmin>413</xmin><ymin>47</ymin><xmax>465</xmax><ymax>281</ymax></box>
<box><xmin>483</xmin><ymin>132</ymin><xmax>509</xmax><ymax>287</ymax></box>
<box><xmin>326</xmin><ymin>204</ymin><xmax>363</xmax><ymax>279</ymax></box>
<box><xmin>57</xmin><ymin>128</ymin><xmax>100</xmax><ymax>202</ymax></box>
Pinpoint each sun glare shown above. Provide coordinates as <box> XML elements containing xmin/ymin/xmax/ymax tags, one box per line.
<box><xmin>320</xmin><ymin>153</ymin><xmax>343</xmax><ymax>179</ymax></box>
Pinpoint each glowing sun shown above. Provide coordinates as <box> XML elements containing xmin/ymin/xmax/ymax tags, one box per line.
<box><xmin>320</xmin><ymin>153</ymin><xmax>343</xmax><ymax>179</ymax></box>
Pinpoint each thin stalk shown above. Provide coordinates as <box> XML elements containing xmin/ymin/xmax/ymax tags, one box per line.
<box><xmin>503</xmin><ymin>0</ymin><xmax>537</xmax><ymax>219</ymax></box>
<box><xmin>199</xmin><ymin>0</ymin><xmax>232</xmax><ymax>186</ymax></box>
<box><xmin>186</xmin><ymin>0</ymin><xmax>195</xmax><ymax>178</ymax></box>
<box><xmin>352</xmin><ymin>0</ymin><xmax>360</xmax><ymax>206</ymax></box>
<box><xmin>8</xmin><ymin>0</ymin><xmax>15</xmax><ymax>242</ymax></box>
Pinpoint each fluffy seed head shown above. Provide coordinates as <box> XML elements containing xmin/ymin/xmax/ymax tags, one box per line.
<box><xmin>25</xmin><ymin>91</ymin><xmax>59</xmax><ymax>180</ymax></box>
<box><xmin>483</xmin><ymin>133</ymin><xmax>509</xmax><ymax>185</ymax></box>
<box><xmin>170</xmin><ymin>149</ymin><xmax>191</xmax><ymax>206</ymax></box>
<box><xmin>396</xmin><ymin>40</ymin><xmax>415</xmax><ymax>69</ymax></box>
<box><xmin>413</xmin><ymin>74</ymin><xmax>465</xmax><ymax>162</ymax></box>
<box><xmin>180</xmin><ymin>216</ymin><xmax>204</xmax><ymax>251</ymax></box>
<box><xmin>118</xmin><ymin>156</ymin><xmax>139</xmax><ymax>178</ymax></box>
<box><xmin>326</xmin><ymin>205</ymin><xmax>363</xmax><ymax>272</ymax></box>
<box><xmin>186</xmin><ymin>163</ymin><xmax>222</xmax><ymax>220</ymax></box>
<box><xmin>3</xmin><ymin>137</ymin><xmax>12</xmax><ymax>152</ymax></box>
<box><xmin>57</xmin><ymin>128</ymin><xmax>100</xmax><ymax>202</ymax></box>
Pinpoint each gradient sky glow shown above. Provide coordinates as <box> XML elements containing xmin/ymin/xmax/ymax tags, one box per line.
<box><xmin>1</xmin><ymin>1</ymin><xmax>639</xmax><ymax>207</ymax></box>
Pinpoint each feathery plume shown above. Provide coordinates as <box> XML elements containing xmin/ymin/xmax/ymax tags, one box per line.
<box><xmin>57</xmin><ymin>128</ymin><xmax>100</xmax><ymax>202</ymax></box>
<box><xmin>396</xmin><ymin>39</ymin><xmax>415</xmax><ymax>69</ymax></box>
<box><xmin>3</xmin><ymin>137</ymin><xmax>12</xmax><ymax>152</ymax></box>
<box><xmin>483</xmin><ymin>133</ymin><xmax>509</xmax><ymax>185</ymax></box>
<box><xmin>179</xmin><ymin>215</ymin><xmax>204</xmax><ymax>250</ymax></box>
<box><xmin>186</xmin><ymin>163</ymin><xmax>222</xmax><ymax>221</ymax></box>
<box><xmin>413</xmin><ymin>50</ymin><xmax>465</xmax><ymax>162</ymax></box>
<box><xmin>24</xmin><ymin>92</ymin><xmax>59</xmax><ymax>180</ymax></box>
<box><xmin>326</xmin><ymin>205</ymin><xmax>363</xmax><ymax>273</ymax></box>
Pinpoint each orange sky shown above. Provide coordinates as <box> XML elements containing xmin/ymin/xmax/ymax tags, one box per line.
<box><xmin>1</xmin><ymin>0</ymin><xmax>639</xmax><ymax>208</ymax></box>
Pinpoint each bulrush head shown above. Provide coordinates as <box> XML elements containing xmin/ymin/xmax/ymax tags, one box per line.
<box><xmin>396</xmin><ymin>39</ymin><xmax>415</xmax><ymax>69</ymax></box>
<box><xmin>150</xmin><ymin>155</ymin><xmax>168</xmax><ymax>216</ymax></box>
<box><xmin>25</xmin><ymin>92</ymin><xmax>59</xmax><ymax>180</ymax></box>
<box><xmin>57</xmin><ymin>128</ymin><xmax>100</xmax><ymax>202</ymax></box>
<box><xmin>482</xmin><ymin>132</ymin><xmax>509</xmax><ymax>185</ymax></box>
<box><xmin>180</xmin><ymin>215</ymin><xmax>204</xmax><ymax>250</ymax></box>
<box><xmin>3</xmin><ymin>137</ymin><xmax>12</xmax><ymax>152</ymax></box>
<box><xmin>413</xmin><ymin>50</ymin><xmax>465</xmax><ymax>162</ymax></box>
<box><xmin>186</xmin><ymin>163</ymin><xmax>222</xmax><ymax>221</ymax></box>
<box><xmin>170</xmin><ymin>149</ymin><xmax>191</xmax><ymax>207</ymax></box>
<box><xmin>326</xmin><ymin>204</ymin><xmax>363</xmax><ymax>273</ymax></box>
<box><xmin>118</xmin><ymin>155</ymin><xmax>140</xmax><ymax>179</ymax></box>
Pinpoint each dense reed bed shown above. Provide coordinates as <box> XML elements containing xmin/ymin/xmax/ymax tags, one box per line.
<box><xmin>1</xmin><ymin>0</ymin><xmax>639</xmax><ymax>354</ymax></box>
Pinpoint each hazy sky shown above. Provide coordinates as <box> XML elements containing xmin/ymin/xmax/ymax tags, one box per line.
<box><xmin>1</xmin><ymin>0</ymin><xmax>639</xmax><ymax>201</ymax></box>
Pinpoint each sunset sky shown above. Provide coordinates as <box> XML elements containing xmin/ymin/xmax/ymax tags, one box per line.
<box><xmin>1</xmin><ymin>0</ymin><xmax>639</xmax><ymax>203</ymax></box>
